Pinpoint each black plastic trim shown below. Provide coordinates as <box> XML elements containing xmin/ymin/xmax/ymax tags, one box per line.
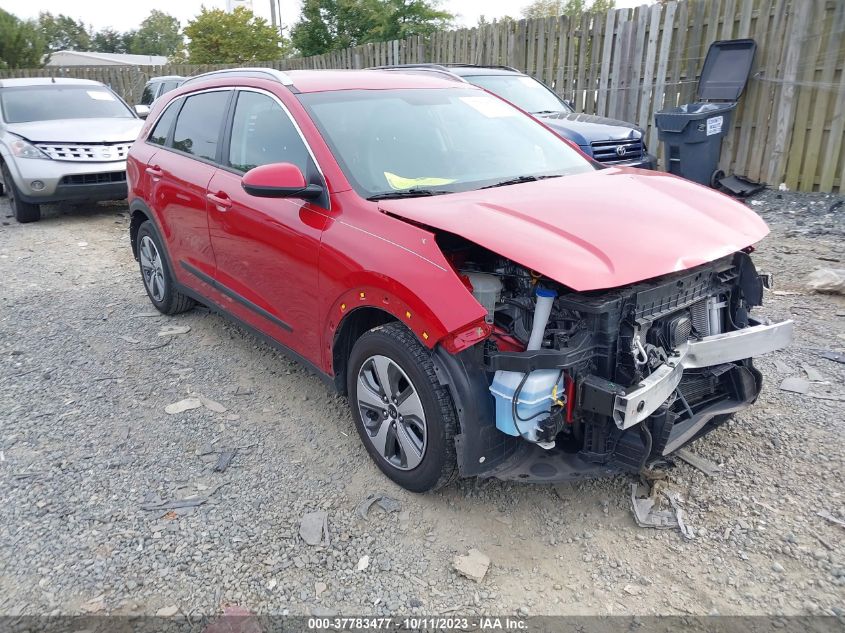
<box><xmin>485</xmin><ymin>331</ymin><xmax>595</xmax><ymax>372</ymax></box>
<box><xmin>179</xmin><ymin>260</ymin><xmax>293</xmax><ymax>333</ymax></box>
<box><xmin>432</xmin><ymin>346</ymin><xmax>519</xmax><ymax>477</ymax></box>
<box><xmin>17</xmin><ymin>181</ymin><xmax>127</xmax><ymax>204</ymax></box>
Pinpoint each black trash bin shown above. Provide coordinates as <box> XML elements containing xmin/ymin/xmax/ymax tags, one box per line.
<box><xmin>655</xmin><ymin>39</ymin><xmax>757</xmax><ymax>187</ymax></box>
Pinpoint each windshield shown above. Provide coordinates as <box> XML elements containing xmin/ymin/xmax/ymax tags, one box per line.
<box><xmin>0</xmin><ymin>86</ymin><xmax>134</xmax><ymax>123</ymax></box>
<box><xmin>464</xmin><ymin>75</ymin><xmax>572</xmax><ymax>114</ymax></box>
<box><xmin>299</xmin><ymin>88</ymin><xmax>591</xmax><ymax>198</ymax></box>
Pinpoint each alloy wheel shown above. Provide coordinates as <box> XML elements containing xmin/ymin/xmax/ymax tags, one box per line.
<box><xmin>139</xmin><ymin>235</ymin><xmax>166</xmax><ymax>302</ymax></box>
<box><xmin>356</xmin><ymin>354</ymin><xmax>427</xmax><ymax>470</ymax></box>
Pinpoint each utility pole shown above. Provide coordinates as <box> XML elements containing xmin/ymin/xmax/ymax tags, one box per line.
<box><xmin>269</xmin><ymin>0</ymin><xmax>277</xmax><ymax>29</ymax></box>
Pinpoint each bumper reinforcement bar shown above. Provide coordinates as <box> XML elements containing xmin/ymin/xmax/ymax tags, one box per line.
<box><xmin>612</xmin><ymin>319</ymin><xmax>794</xmax><ymax>429</ymax></box>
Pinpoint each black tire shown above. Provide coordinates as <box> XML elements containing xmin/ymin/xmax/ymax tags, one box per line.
<box><xmin>347</xmin><ymin>322</ymin><xmax>458</xmax><ymax>492</ymax></box>
<box><xmin>2</xmin><ymin>163</ymin><xmax>41</xmax><ymax>223</ymax></box>
<box><xmin>136</xmin><ymin>220</ymin><xmax>194</xmax><ymax>315</ymax></box>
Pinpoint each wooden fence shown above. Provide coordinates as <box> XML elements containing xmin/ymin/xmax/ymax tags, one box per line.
<box><xmin>2</xmin><ymin>0</ymin><xmax>843</xmax><ymax>192</ymax></box>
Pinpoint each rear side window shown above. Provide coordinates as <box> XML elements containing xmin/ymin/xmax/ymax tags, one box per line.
<box><xmin>148</xmin><ymin>100</ymin><xmax>180</xmax><ymax>146</ymax></box>
<box><xmin>160</xmin><ymin>81</ymin><xmax>180</xmax><ymax>95</ymax></box>
<box><xmin>172</xmin><ymin>91</ymin><xmax>231</xmax><ymax>161</ymax></box>
<box><xmin>227</xmin><ymin>91</ymin><xmax>311</xmax><ymax>174</ymax></box>
<box><xmin>141</xmin><ymin>84</ymin><xmax>155</xmax><ymax>106</ymax></box>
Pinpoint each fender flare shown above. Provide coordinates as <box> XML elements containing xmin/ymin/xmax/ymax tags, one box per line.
<box><xmin>324</xmin><ymin>279</ymin><xmax>450</xmax><ymax>372</ymax></box>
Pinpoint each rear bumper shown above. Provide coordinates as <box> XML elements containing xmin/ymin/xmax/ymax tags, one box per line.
<box><xmin>612</xmin><ymin>319</ymin><xmax>794</xmax><ymax>429</ymax></box>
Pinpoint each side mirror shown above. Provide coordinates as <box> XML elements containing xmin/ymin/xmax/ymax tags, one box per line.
<box><xmin>242</xmin><ymin>163</ymin><xmax>323</xmax><ymax>199</ymax></box>
<box><xmin>134</xmin><ymin>104</ymin><xmax>151</xmax><ymax>119</ymax></box>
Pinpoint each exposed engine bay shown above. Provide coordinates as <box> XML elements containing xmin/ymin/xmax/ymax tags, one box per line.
<box><xmin>437</xmin><ymin>232</ymin><xmax>793</xmax><ymax>480</ymax></box>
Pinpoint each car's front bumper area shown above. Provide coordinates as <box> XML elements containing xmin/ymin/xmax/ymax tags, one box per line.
<box><xmin>437</xmin><ymin>317</ymin><xmax>793</xmax><ymax>484</ymax></box>
<box><xmin>622</xmin><ymin>152</ymin><xmax>657</xmax><ymax>170</ymax></box>
<box><xmin>612</xmin><ymin>318</ymin><xmax>794</xmax><ymax>430</ymax></box>
<box><xmin>7</xmin><ymin>157</ymin><xmax>128</xmax><ymax>204</ymax></box>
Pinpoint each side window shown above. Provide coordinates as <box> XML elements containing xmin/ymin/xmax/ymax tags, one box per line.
<box><xmin>148</xmin><ymin>100</ymin><xmax>180</xmax><ymax>146</ymax></box>
<box><xmin>227</xmin><ymin>91</ymin><xmax>311</xmax><ymax>174</ymax></box>
<box><xmin>172</xmin><ymin>91</ymin><xmax>231</xmax><ymax>161</ymax></box>
<box><xmin>141</xmin><ymin>84</ymin><xmax>154</xmax><ymax>106</ymax></box>
<box><xmin>160</xmin><ymin>81</ymin><xmax>179</xmax><ymax>96</ymax></box>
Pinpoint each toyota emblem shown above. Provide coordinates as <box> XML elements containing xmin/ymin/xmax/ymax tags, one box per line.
<box><xmin>616</xmin><ymin>145</ymin><xmax>627</xmax><ymax>157</ymax></box>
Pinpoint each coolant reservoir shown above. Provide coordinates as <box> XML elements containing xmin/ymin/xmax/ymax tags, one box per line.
<box><xmin>464</xmin><ymin>272</ymin><xmax>502</xmax><ymax>323</ymax></box>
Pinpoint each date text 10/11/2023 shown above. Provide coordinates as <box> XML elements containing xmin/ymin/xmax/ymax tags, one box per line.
<box><xmin>307</xmin><ymin>617</ymin><xmax>528</xmax><ymax>630</ymax></box>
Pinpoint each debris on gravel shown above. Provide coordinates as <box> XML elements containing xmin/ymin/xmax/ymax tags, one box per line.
<box><xmin>164</xmin><ymin>397</ymin><xmax>203</xmax><ymax>415</ymax></box>
<box><xmin>300</xmin><ymin>511</ymin><xmax>330</xmax><ymax>546</ymax></box>
<box><xmin>356</xmin><ymin>493</ymin><xmax>402</xmax><ymax>520</ymax></box>
<box><xmin>453</xmin><ymin>549</ymin><xmax>490</xmax><ymax>583</ymax></box>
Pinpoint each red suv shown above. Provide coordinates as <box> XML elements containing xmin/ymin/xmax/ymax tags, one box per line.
<box><xmin>127</xmin><ymin>68</ymin><xmax>792</xmax><ymax>492</ymax></box>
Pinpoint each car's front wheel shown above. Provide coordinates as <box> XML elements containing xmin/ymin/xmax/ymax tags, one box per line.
<box><xmin>136</xmin><ymin>221</ymin><xmax>194</xmax><ymax>315</ymax></box>
<box><xmin>1</xmin><ymin>163</ymin><xmax>40</xmax><ymax>223</ymax></box>
<box><xmin>347</xmin><ymin>322</ymin><xmax>458</xmax><ymax>492</ymax></box>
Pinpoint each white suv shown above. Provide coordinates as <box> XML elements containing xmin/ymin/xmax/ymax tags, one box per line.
<box><xmin>0</xmin><ymin>78</ymin><xmax>143</xmax><ymax>223</ymax></box>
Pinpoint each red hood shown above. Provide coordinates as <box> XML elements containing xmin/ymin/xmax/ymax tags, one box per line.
<box><xmin>378</xmin><ymin>168</ymin><xmax>769</xmax><ymax>291</ymax></box>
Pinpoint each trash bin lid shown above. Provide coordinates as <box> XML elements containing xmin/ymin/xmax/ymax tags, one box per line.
<box><xmin>697</xmin><ymin>38</ymin><xmax>757</xmax><ymax>101</ymax></box>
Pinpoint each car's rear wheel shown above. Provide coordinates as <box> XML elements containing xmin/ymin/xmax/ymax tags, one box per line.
<box><xmin>1</xmin><ymin>164</ymin><xmax>41</xmax><ymax>223</ymax></box>
<box><xmin>347</xmin><ymin>322</ymin><xmax>457</xmax><ymax>492</ymax></box>
<box><xmin>136</xmin><ymin>221</ymin><xmax>194</xmax><ymax>315</ymax></box>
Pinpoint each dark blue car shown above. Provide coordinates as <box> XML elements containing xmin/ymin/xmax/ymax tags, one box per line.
<box><xmin>373</xmin><ymin>64</ymin><xmax>657</xmax><ymax>170</ymax></box>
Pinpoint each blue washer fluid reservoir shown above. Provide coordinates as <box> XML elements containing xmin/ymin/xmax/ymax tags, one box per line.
<box><xmin>490</xmin><ymin>370</ymin><xmax>563</xmax><ymax>439</ymax></box>
<box><xmin>489</xmin><ymin>286</ymin><xmax>560</xmax><ymax>441</ymax></box>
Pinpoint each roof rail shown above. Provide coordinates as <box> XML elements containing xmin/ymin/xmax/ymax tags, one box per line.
<box><xmin>367</xmin><ymin>64</ymin><xmax>467</xmax><ymax>83</ymax></box>
<box><xmin>440</xmin><ymin>63</ymin><xmax>521</xmax><ymax>73</ymax></box>
<box><xmin>180</xmin><ymin>67</ymin><xmax>294</xmax><ymax>88</ymax></box>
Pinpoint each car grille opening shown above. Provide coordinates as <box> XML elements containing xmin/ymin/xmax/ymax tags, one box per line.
<box><xmin>590</xmin><ymin>138</ymin><xmax>644</xmax><ymax>164</ymax></box>
<box><xmin>36</xmin><ymin>143</ymin><xmax>132</xmax><ymax>162</ymax></box>
<box><xmin>59</xmin><ymin>171</ymin><xmax>127</xmax><ymax>186</ymax></box>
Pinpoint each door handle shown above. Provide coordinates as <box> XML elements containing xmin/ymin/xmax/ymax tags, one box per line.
<box><xmin>206</xmin><ymin>191</ymin><xmax>232</xmax><ymax>211</ymax></box>
<box><xmin>145</xmin><ymin>165</ymin><xmax>163</xmax><ymax>179</ymax></box>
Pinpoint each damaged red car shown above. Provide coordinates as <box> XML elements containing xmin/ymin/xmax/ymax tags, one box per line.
<box><xmin>127</xmin><ymin>68</ymin><xmax>793</xmax><ymax>492</ymax></box>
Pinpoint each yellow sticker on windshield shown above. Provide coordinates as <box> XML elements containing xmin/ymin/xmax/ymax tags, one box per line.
<box><xmin>384</xmin><ymin>172</ymin><xmax>456</xmax><ymax>190</ymax></box>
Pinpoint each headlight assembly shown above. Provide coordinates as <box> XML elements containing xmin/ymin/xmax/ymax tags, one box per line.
<box><xmin>9</xmin><ymin>138</ymin><xmax>50</xmax><ymax>160</ymax></box>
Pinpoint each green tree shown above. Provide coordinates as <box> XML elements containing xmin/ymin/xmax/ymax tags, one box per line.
<box><xmin>0</xmin><ymin>9</ymin><xmax>45</xmax><ymax>69</ymax></box>
<box><xmin>91</xmin><ymin>28</ymin><xmax>127</xmax><ymax>53</ymax></box>
<box><xmin>590</xmin><ymin>0</ymin><xmax>616</xmax><ymax>12</ymax></box>
<box><xmin>38</xmin><ymin>12</ymin><xmax>91</xmax><ymax>52</ymax></box>
<box><xmin>521</xmin><ymin>0</ymin><xmax>614</xmax><ymax>18</ymax></box>
<box><xmin>130</xmin><ymin>10</ymin><xmax>183</xmax><ymax>57</ymax></box>
<box><xmin>291</xmin><ymin>0</ymin><xmax>453</xmax><ymax>57</ymax></box>
<box><xmin>184</xmin><ymin>7</ymin><xmax>287</xmax><ymax>64</ymax></box>
<box><xmin>371</xmin><ymin>0</ymin><xmax>453</xmax><ymax>41</ymax></box>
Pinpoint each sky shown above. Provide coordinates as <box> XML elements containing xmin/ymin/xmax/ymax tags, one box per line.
<box><xmin>2</xmin><ymin>0</ymin><xmax>650</xmax><ymax>33</ymax></box>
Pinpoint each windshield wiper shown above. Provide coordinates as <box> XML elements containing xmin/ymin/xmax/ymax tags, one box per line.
<box><xmin>367</xmin><ymin>188</ymin><xmax>452</xmax><ymax>201</ymax></box>
<box><xmin>532</xmin><ymin>110</ymin><xmax>562</xmax><ymax>115</ymax></box>
<box><xmin>480</xmin><ymin>174</ymin><xmax>563</xmax><ymax>189</ymax></box>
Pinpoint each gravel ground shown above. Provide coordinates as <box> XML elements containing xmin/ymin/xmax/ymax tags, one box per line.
<box><xmin>0</xmin><ymin>189</ymin><xmax>843</xmax><ymax>618</ymax></box>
